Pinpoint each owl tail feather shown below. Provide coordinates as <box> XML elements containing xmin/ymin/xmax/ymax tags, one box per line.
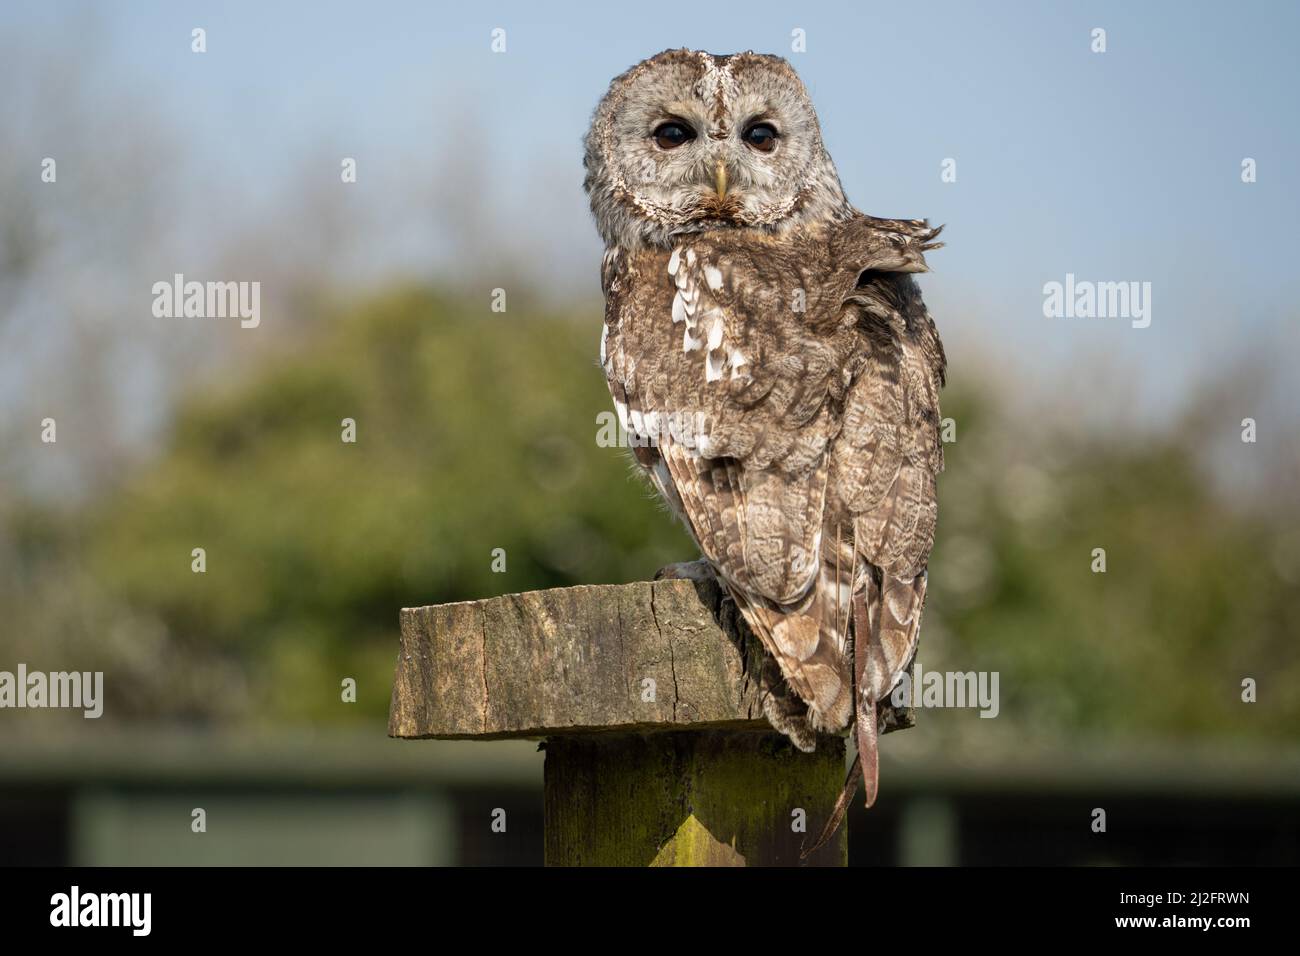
<box><xmin>797</xmin><ymin>717</ymin><xmax>880</xmax><ymax>860</ymax></box>
<box><xmin>799</xmin><ymin>591</ymin><xmax>884</xmax><ymax>861</ymax></box>
<box><xmin>800</xmin><ymin>752</ymin><xmax>861</xmax><ymax>860</ymax></box>
<box><xmin>853</xmin><ymin>589</ymin><xmax>882</xmax><ymax>812</ymax></box>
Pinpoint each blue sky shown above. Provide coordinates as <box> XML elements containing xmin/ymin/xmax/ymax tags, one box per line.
<box><xmin>5</xmin><ymin>0</ymin><xmax>1298</xmax><ymax>428</ymax></box>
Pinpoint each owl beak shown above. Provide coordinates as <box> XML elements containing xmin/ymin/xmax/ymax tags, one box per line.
<box><xmin>713</xmin><ymin>159</ymin><xmax>729</xmax><ymax>200</ymax></box>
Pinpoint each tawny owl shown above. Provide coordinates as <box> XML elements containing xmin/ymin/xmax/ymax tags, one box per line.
<box><xmin>584</xmin><ymin>49</ymin><xmax>946</xmax><ymax>847</ymax></box>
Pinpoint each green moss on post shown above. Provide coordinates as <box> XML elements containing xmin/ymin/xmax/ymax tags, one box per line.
<box><xmin>543</xmin><ymin>731</ymin><xmax>847</xmax><ymax>867</ymax></box>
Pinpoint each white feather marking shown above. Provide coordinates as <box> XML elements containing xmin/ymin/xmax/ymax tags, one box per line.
<box><xmin>671</xmin><ymin>292</ymin><xmax>686</xmax><ymax>324</ymax></box>
<box><xmin>706</xmin><ymin>317</ymin><xmax>723</xmax><ymax>351</ymax></box>
<box><xmin>706</xmin><ymin>348</ymin><xmax>725</xmax><ymax>382</ymax></box>
<box><xmin>683</xmin><ymin>326</ymin><xmax>703</xmax><ymax>352</ymax></box>
<box><xmin>667</xmin><ymin>247</ymin><xmax>681</xmax><ymax>276</ymax></box>
<box><xmin>685</xmin><ymin>249</ymin><xmax>697</xmax><ymax>267</ymax></box>
<box><xmin>728</xmin><ymin>347</ymin><xmax>749</xmax><ymax>380</ymax></box>
<box><xmin>703</xmin><ymin>265</ymin><xmax>723</xmax><ymax>291</ymax></box>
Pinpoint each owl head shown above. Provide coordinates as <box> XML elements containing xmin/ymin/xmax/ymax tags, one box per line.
<box><xmin>584</xmin><ymin>49</ymin><xmax>853</xmax><ymax>250</ymax></box>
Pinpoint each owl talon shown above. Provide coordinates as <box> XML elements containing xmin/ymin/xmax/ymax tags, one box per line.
<box><xmin>653</xmin><ymin>559</ymin><xmax>716</xmax><ymax>583</ymax></box>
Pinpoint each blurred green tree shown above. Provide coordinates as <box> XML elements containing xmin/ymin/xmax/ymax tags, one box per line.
<box><xmin>79</xmin><ymin>290</ymin><xmax>693</xmax><ymax>722</ymax></box>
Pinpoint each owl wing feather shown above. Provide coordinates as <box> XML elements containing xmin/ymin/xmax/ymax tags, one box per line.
<box><xmin>835</xmin><ymin>234</ymin><xmax>946</xmax><ymax>701</ymax></box>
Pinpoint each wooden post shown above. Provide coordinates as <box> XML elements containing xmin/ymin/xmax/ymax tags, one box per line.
<box><xmin>388</xmin><ymin>577</ymin><xmax>912</xmax><ymax>866</ymax></box>
<box><xmin>543</xmin><ymin>731</ymin><xmax>846</xmax><ymax>866</ymax></box>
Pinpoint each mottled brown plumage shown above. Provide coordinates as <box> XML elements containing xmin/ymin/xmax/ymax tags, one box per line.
<box><xmin>585</xmin><ymin>50</ymin><xmax>947</xmax><ymax>846</ymax></box>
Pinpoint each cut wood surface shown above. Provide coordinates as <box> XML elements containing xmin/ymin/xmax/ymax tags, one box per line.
<box><xmin>388</xmin><ymin>578</ymin><xmax>914</xmax><ymax>741</ymax></box>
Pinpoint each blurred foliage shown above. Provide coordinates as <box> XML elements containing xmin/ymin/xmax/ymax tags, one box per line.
<box><xmin>19</xmin><ymin>289</ymin><xmax>694</xmax><ymax>724</ymax></box>
<box><xmin>1</xmin><ymin>287</ymin><xmax>1296</xmax><ymax>741</ymax></box>
<box><xmin>927</xmin><ymin>409</ymin><xmax>1299</xmax><ymax>744</ymax></box>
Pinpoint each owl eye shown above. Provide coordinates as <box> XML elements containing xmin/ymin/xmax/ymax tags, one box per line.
<box><xmin>652</xmin><ymin>121</ymin><xmax>696</xmax><ymax>150</ymax></box>
<box><xmin>742</xmin><ymin>122</ymin><xmax>779</xmax><ymax>153</ymax></box>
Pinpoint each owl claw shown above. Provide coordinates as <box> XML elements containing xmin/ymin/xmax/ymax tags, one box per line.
<box><xmin>653</xmin><ymin>559</ymin><xmax>716</xmax><ymax>583</ymax></box>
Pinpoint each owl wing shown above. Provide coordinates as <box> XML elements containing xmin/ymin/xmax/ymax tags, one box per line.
<box><xmin>602</xmin><ymin>217</ymin><xmax>943</xmax><ymax>745</ymax></box>
<box><xmin>801</xmin><ymin>216</ymin><xmax>947</xmax><ymax>851</ymax></box>
<box><xmin>831</xmin><ymin>218</ymin><xmax>946</xmax><ymax>704</ymax></box>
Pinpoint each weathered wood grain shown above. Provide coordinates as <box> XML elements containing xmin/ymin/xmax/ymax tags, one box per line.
<box><xmin>388</xmin><ymin>578</ymin><xmax>914</xmax><ymax>740</ymax></box>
